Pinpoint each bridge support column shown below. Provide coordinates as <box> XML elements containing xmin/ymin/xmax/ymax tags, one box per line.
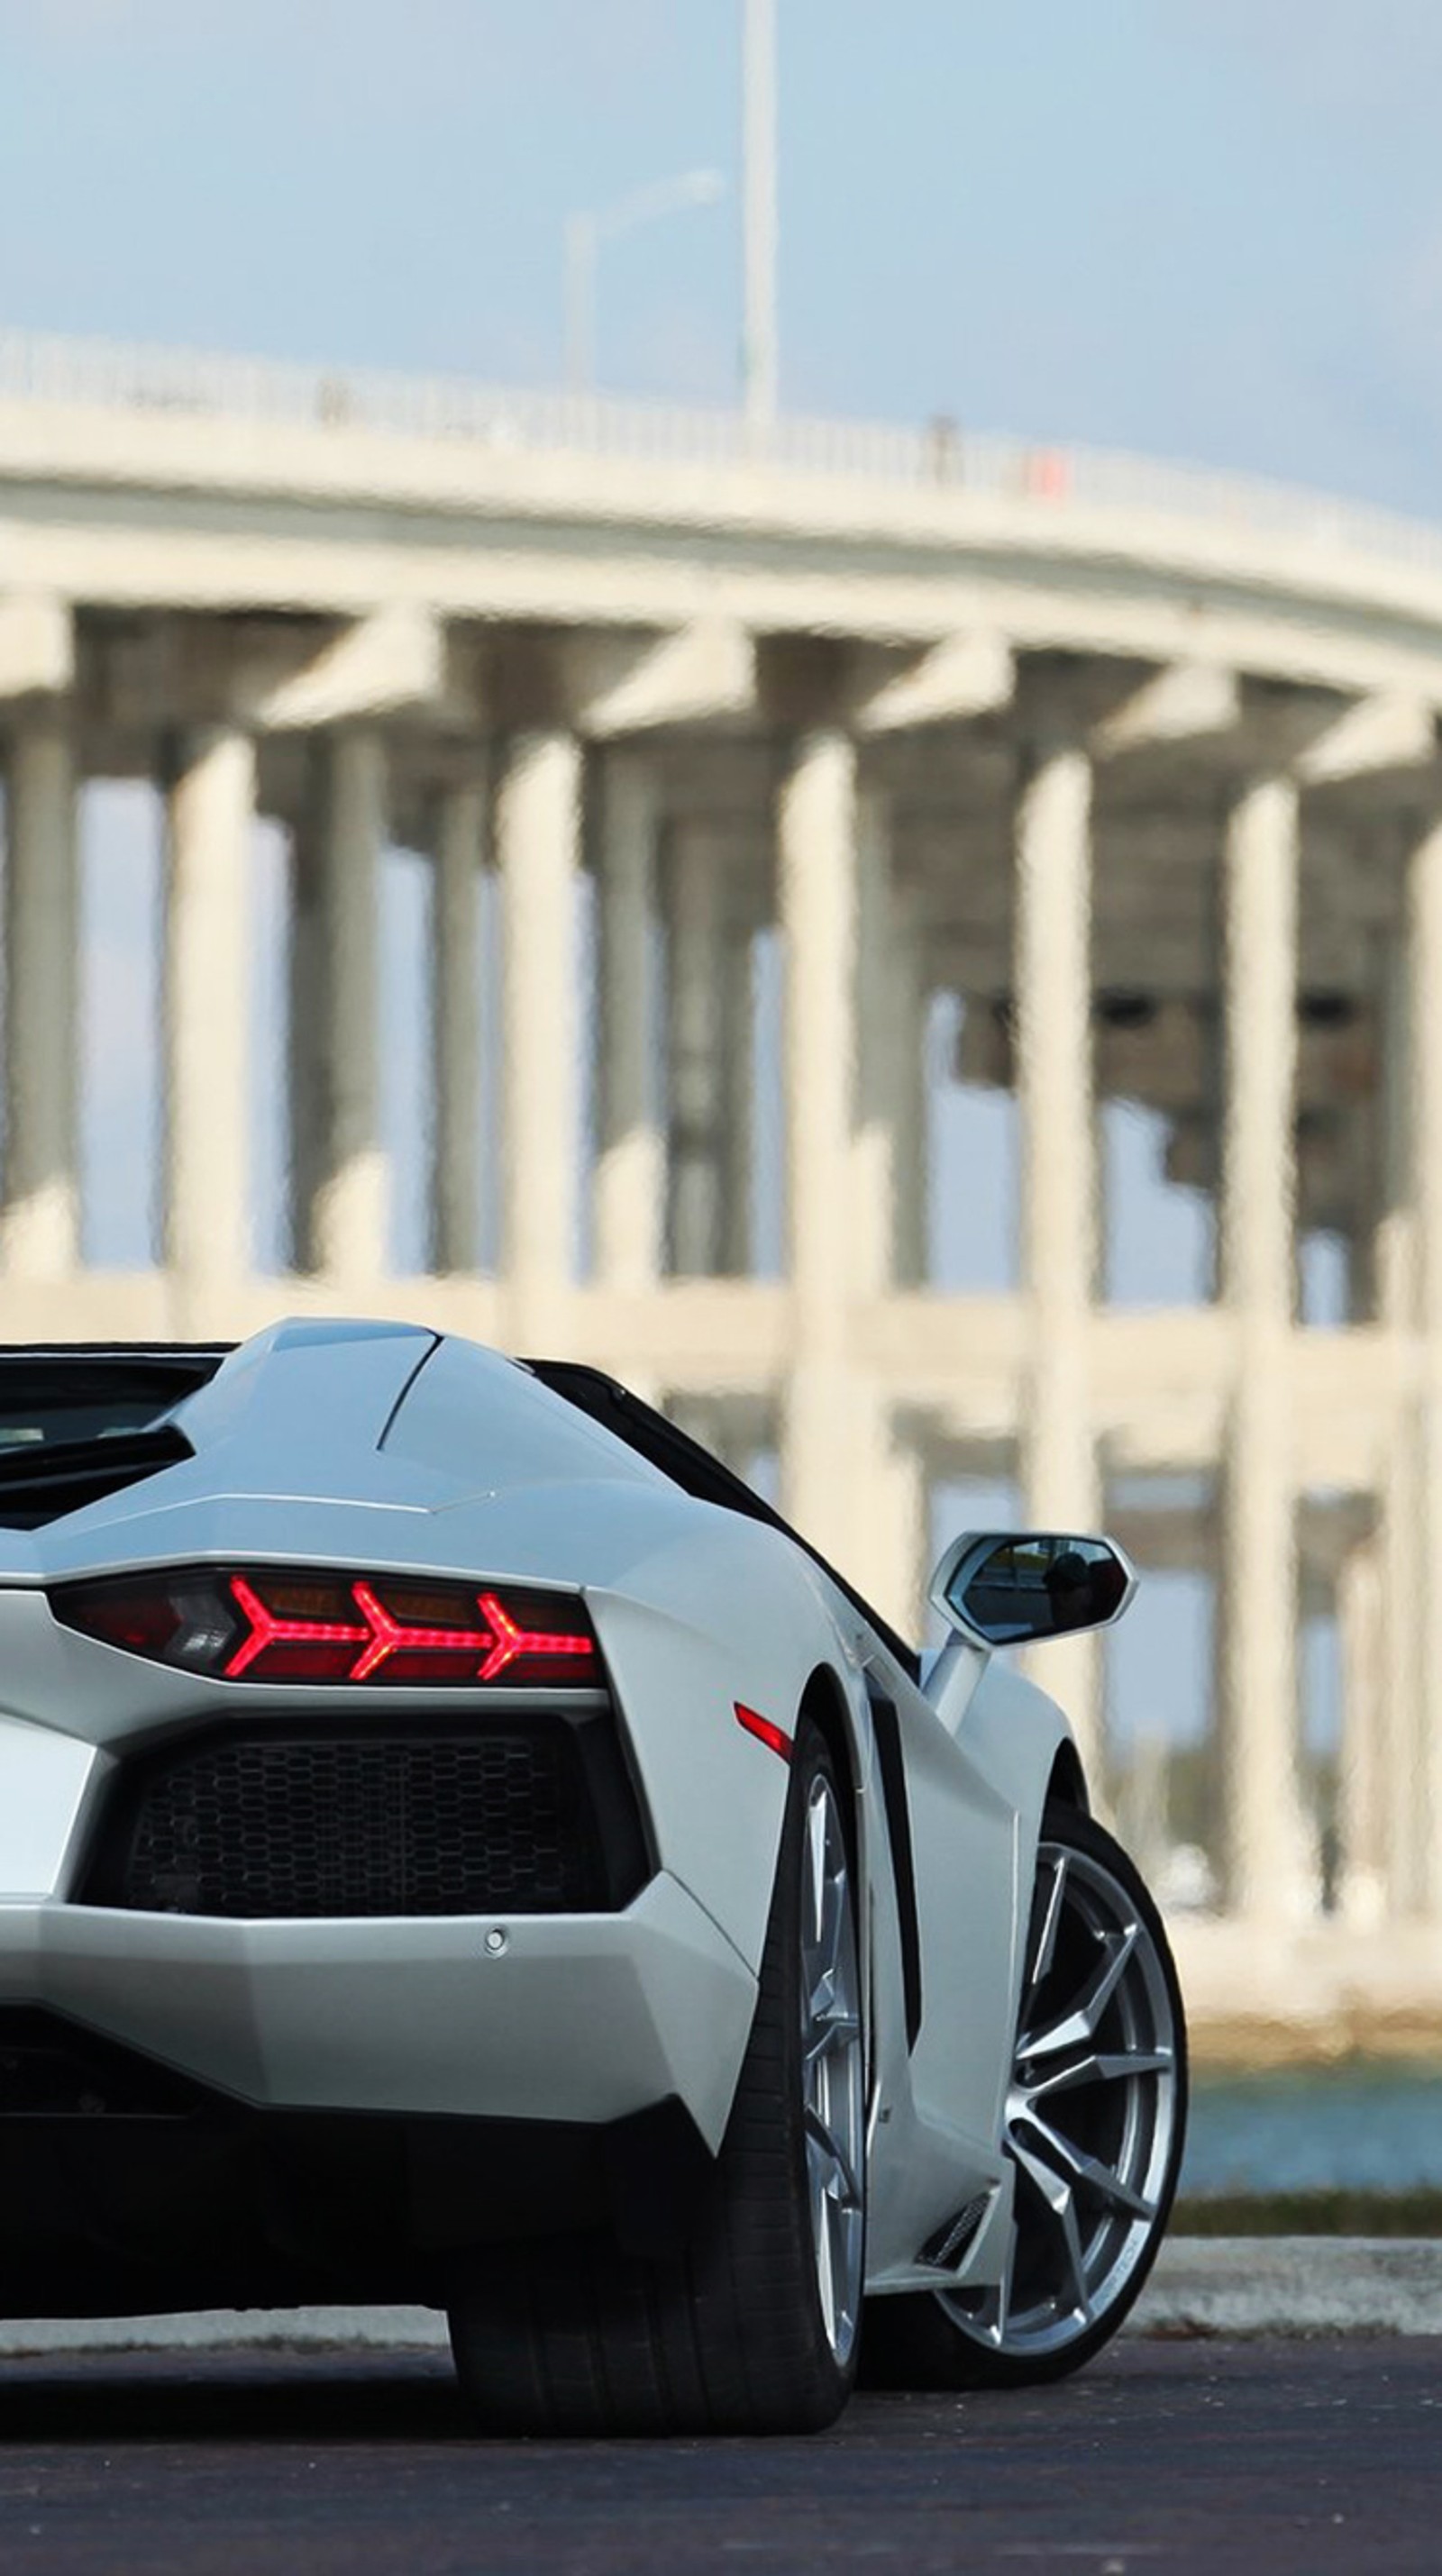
<box><xmin>289</xmin><ymin>729</ymin><xmax>388</xmax><ymax>1276</ymax></box>
<box><xmin>594</xmin><ymin>752</ymin><xmax>662</xmax><ymax>1297</ymax></box>
<box><xmin>852</xmin><ymin>785</ymin><xmax>903</xmax><ymax>1301</ymax></box>
<box><xmin>780</xmin><ymin>729</ymin><xmax>858</xmax><ymax>1570</ymax></box>
<box><xmin>1014</xmin><ymin>733</ymin><xmax>1102</xmax><ymax>1774</ymax></box>
<box><xmin>844</xmin><ymin>785</ymin><xmax>928</xmax><ymax>1617</ymax></box>
<box><xmin>2</xmin><ymin>715</ymin><xmax>80</xmax><ymax>1276</ymax></box>
<box><xmin>666</xmin><ymin>824</ymin><xmax>727</xmax><ymax>1278</ymax></box>
<box><xmin>1407</xmin><ymin>811</ymin><xmax>1442</xmax><ymax>1918</ymax></box>
<box><xmin>853</xmin><ymin>1391</ymin><xmax>929</xmax><ymax>1639</ymax></box>
<box><xmin>891</xmin><ymin>897</ymin><xmax>929</xmax><ymax>1288</ymax></box>
<box><xmin>1337</xmin><ymin>1535</ymin><xmax>1386</xmax><ymax>1925</ymax></box>
<box><xmin>164</xmin><ymin>726</ymin><xmax>254</xmax><ymax>1303</ymax></box>
<box><xmin>431</xmin><ymin>775</ymin><xmax>486</xmax><ymax>1274</ymax></box>
<box><xmin>1218</xmin><ymin>775</ymin><xmax>1310</xmax><ymax>1921</ymax></box>
<box><xmin>720</xmin><ymin>926</ymin><xmax>754</xmax><ymax>1278</ymax></box>
<box><xmin>1369</xmin><ymin>932</ymin><xmax>1424</xmax><ymax>1912</ymax></box>
<box><xmin>497</xmin><ymin>729</ymin><xmax>580</xmax><ymax>1347</ymax></box>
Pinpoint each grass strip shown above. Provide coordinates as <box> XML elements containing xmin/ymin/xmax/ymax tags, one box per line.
<box><xmin>1175</xmin><ymin>2188</ymin><xmax>1442</xmax><ymax>2237</ymax></box>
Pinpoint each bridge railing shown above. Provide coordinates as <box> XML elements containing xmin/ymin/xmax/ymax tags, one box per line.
<box><xmin>4</xmin><ymin>324</ymin><xmax>1441</xmax><ymax>578</ymax></box>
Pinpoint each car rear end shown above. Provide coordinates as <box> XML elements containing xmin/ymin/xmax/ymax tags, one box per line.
<box><xmin>0</xmin><ymin>1328</ymin><xmax>760</xmax><ymax>2317</ymax></box>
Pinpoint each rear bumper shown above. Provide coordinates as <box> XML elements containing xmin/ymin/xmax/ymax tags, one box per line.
<box><xmin>0</xmin><ymin>1869</ymin><xmax>756</xmax><ymax>2152</ymax></box>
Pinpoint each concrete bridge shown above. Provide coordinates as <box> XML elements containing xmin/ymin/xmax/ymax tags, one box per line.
<box><xmin>3</xmin><ymin>330</ymin><xmax>1442</xmax><ymax>2044</ymax></box>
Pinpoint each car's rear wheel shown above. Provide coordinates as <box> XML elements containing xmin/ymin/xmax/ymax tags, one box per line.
<box><xmin>447</xmin><ymin>1716</ymin><xmax>866</xmax><ymax>2434</ymax></box>
<box><xmin>862</xmin><ymin>1799</ymin><xmax>1185</xmax><ymax>2390</ymax></box>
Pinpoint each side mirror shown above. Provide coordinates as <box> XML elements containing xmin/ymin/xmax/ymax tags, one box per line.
<box><xmin>930</xmin><ymin>1531</ymin><xmax>1135</xmax><ymax>1649</ymax></box>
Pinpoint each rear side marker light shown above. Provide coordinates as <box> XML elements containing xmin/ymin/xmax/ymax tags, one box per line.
<box><xmin>50</xmin><ymin>1568</ymin><xmax>599</xmax><ymax>1689</ymax></box>
<box><xmin>735</xmin><ymin>1702</ymin><xmax>791</xmax><ymax>1761</ymax></box>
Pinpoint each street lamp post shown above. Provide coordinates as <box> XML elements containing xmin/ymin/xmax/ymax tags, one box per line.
<box><xmin>564</xmin><ymin>169</ymin><xmax>725</xmax><ymax>398</ymax></box>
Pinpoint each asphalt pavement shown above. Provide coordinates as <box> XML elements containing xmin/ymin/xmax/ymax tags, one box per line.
<box><xmin>0</xmin><ymin>2335</ymin><xmax>1437</xmax><ymax>2576</ymax></box>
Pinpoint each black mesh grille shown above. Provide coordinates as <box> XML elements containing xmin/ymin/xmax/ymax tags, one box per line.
<box><xmin>80</xmin><ymin>1716</ymin><xmax>645</xmax><ymax>1918</ymax></box>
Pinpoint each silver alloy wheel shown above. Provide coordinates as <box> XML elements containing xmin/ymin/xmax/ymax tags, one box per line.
<box><xmin>940</xmin><ymin>1834</ymin><xmax>1180</xmax><ymax>2360</ymax></box>
<box><xmin>799</xmin><ymin>1767</ymin><xmax>866</xmax><ymax>2369</ymax></box>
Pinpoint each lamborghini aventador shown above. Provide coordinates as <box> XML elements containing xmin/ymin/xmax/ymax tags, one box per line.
<box><xmin>0</xmin><ymin>1318</ymin><xmax>1186</xmax><ymax>2431</ymax></box>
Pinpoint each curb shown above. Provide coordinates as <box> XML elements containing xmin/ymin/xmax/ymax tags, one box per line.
<box><xmin>0</xmin><ymin>2241</ymin><xmax>1440</xmax><ymax>2360</ymax></box>
<box><xmin>1125</xmin><ymin>2235</ymin><xmax>1442</xmax><ymax>2337</ymax></box>
<box><xmin>0</xmin><ymin>2305</ymin><xmax>450</xmax><ymax>2358</ymax></box>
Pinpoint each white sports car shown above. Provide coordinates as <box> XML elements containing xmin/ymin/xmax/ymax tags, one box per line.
<box><xmin>0</xmin><ymin>1318</ymin><xmax>1185</xmax><ymax>2432</ymax></box>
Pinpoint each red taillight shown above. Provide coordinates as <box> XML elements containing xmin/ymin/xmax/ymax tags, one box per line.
<box><xmin>224</xmin><ymin>1573</ymin><xmax>375</xmax><ymax>1681</ymax></box>
<box><xmin>50</xmin><ymin>1568</ymin><xmax>599</xmax><ymax>1689</ymax></box>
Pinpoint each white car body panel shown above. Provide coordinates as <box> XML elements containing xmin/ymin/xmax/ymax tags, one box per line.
<box><xmin>0</xmin><ymin>1319</ymin><xmax>1087</xmax><ymax>2310</ymax></box>
<box><xmin>0</xmin><ymin>1876</ymin><xmax>756</xmax><ymax>2144</ymax></box>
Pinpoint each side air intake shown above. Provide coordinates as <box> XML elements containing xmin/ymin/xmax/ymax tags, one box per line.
<box><xmin>0</xmin><ymin>1346</ymin><xmax>224</xmax><ymax>1532</ymax></box>
<box><xmin>0</xmin><ymin>1424</ymin><xmax>193</xmax><ymax>1533</ymax></box>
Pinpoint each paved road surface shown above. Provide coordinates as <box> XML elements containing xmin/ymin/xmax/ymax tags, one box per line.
<box><xmin>0</xmin><ymin>2335</ymin><xmax>1437</xmax><ymax>2573</ymax></box>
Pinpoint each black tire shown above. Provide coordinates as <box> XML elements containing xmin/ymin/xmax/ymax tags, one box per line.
<box><xmin>447</xmin><ymin>1719</ymin><xmax>866</xmax><ymax>2434</ymax></box>
<box><xmin>861</xmin><ymin>1798</ymin><xmax>1186</xmax><ymax>2392</ymax></box>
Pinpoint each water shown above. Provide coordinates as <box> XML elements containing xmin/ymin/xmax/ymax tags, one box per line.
<box><xmin>1183</xmin><ymin>2062</ymin><xmax>1442</xmax><ymax>2197</ymax></box>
